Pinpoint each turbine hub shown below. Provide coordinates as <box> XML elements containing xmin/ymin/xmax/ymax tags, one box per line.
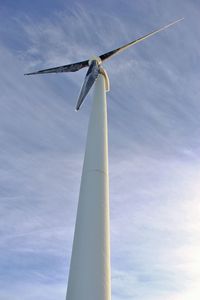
<box><xmin>89</xmin><ymin>56</ymin><xmax>102</xmax><ymax>66</ymax></box>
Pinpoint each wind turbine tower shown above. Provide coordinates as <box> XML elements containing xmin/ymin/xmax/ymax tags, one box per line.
<box><xmin>66</xmin><ymin>69</ymin><xmax>110</xmax><ymax>300</ymax></box>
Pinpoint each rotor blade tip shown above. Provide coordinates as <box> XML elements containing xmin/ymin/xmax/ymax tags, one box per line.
<box><xmin>174</xmin><ymin>17</ymin><xmax>184</xmax><ymax>23</ymax></box>
<box><xmin>24</xmin><ymin>72</ymin><xmax>35</xmax><ymax>76</ymax></box>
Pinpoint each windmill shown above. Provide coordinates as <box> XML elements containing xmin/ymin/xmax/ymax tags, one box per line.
<box><xmin>25</xmin><ymin>18</ymin><xmax>183</xmax><ymax>300</ymax></box>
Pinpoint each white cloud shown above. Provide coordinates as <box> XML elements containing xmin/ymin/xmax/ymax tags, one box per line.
<box><xmin>110</xmin><ymin>153</ymin><xmax>200</xmax><ymax>300</ymax></box>
<box><xmin>1</xmin><ymin>1</ymin><xmax>200</xmax><ymax>300</ymax></box>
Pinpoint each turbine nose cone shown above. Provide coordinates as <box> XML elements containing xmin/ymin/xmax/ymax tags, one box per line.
<box><xmin>89</xmin><ymin>56</ymin><xmax>102</xmax><ymax>66</ymax></box>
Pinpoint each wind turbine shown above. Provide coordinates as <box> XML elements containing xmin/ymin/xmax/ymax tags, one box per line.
<box><xmin>25</xmin><ymin>18</ymin><xmax>183</xmax><ymax>300</ymax></box>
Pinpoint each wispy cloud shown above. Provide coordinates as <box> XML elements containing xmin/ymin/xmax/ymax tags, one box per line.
<box><xmin>110</xmin><ymin>153</ymin><xmax>200</xmax><ymax>300</ymax></box>
<box><xmin>1</xmin><ymin>1</ymin><xmax>200</xmax><ymax>300</ymax></box>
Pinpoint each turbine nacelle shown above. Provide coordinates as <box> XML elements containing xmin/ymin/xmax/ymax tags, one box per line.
<box><xmin>99</xmin><ymin>67</ymin><xmax>110</xmax><ymax>92</ymax></box>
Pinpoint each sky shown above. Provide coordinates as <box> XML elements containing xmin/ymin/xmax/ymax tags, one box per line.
<box><xmin>0</xmin><ymin>0</ymin><xmax>200</xmax><ymax>299</ymax></box>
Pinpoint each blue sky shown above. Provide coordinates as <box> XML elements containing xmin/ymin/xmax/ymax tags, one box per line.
<box><xmin>0</xmin><ymin>0</ymin><xmax>200</xmax><ymax>299</ymax></box>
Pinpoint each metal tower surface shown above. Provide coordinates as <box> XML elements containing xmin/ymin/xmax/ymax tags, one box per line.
<box><xmin>66</xmin><ymin>72</ymin><xmax>111</xmax><ymax>300</ymax></box>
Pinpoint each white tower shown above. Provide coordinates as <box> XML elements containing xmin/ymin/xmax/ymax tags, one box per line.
<box><xmin>66</xmin><ymin>71</ymin><xmax>111</xmax><ymax>300</ymax></box>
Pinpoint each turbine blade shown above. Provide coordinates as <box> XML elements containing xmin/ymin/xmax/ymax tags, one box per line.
<box><xmin>24</xmin><ymin>59</ymin><xmax>89</xmax><ymax>75</ymax></box>
<box><xmin>76</xmin><ymin>61</ymin><xmax>99</xmax><ymax>111</ymax></box>
<box><xmin>99</xmin><ymin>18</ymin><xmax>184</xmax><ymax>62</ymax></box>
